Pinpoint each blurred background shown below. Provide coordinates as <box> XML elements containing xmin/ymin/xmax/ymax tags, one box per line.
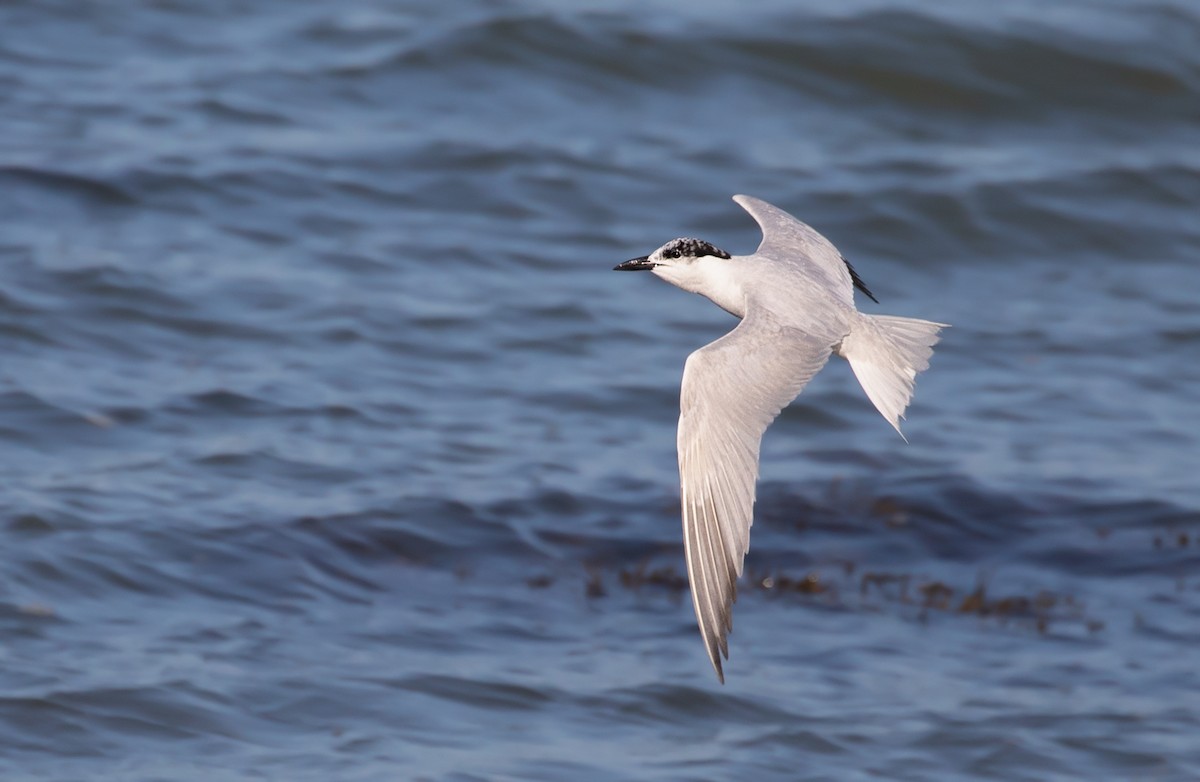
<box><xmin>1</xmin><ymin>1</ymin><xmax>1198</xmax><ymax>780</ymax></box>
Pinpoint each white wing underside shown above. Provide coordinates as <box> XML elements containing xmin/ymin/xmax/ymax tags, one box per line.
<box><xmin>678</xmin><ymin>309</ymin><xmax>833</xmax><ymax>682</ymax></box>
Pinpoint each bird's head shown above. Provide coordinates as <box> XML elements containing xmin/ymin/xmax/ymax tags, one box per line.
<box><xmin>614</xmin><ymin>237</ymin><xmax>738</xmax><ymax>305</ymax></box>
<box><xmin>614</xmin><ymin>238</ymin><xmax>724</xmax><ymax>274</ymax></box>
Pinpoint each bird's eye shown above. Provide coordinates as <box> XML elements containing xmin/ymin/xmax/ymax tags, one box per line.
<box><xmin>665</xmin><ymin>249</ymin><xmax>680</xmax><ymax>259</ymax></box>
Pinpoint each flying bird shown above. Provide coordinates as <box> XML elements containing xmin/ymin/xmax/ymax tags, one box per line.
<box><xmin>614</xmin><ymin>195</ymin><xmax>947</xmax><ymax>682</ymax></box>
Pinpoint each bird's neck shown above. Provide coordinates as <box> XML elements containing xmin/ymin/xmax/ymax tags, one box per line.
<box><xmin>655</xmin><ymin>257</ymin><xmax>747</xmax><ymax>318</ymax></box>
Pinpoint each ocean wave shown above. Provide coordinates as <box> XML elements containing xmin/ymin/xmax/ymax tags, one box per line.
<box><xmin>0</xmin><ymin>165</ymin><xmax>137</xmax><ymax>207</ymax></box>
<box><xmin>362</xmin><ymin>6</ymin><xmax>1200</xmax><ymax>120</ymax></box>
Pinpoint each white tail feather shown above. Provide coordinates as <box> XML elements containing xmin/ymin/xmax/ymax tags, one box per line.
<box><xmin>839</xmin><ymin>314</ymin><xmax>947</xmax><ymax>438</ymax></box>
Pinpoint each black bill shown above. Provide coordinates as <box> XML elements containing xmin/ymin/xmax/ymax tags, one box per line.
<box><xmin>613</xmin><ymin>256</ymin><xmax>655</xmax><ymax>271</ymax></box>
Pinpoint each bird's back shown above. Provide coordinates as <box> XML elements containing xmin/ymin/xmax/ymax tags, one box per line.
<box><xmin>731</xmin><ymin>252</ymin><xmax>855</xmax><ymax>343</ymax></box>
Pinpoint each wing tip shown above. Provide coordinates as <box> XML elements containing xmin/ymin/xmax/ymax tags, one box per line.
<box><xmin>707</xmin><ymin>637</ymin><xmax>728</xmax><ymax>684</ymax></box>
<box><xmin>700</xmin><ymin>604</ymin><xmax>733</xmax><ymax>685</ymax></box>
<box><xmin>731</xmin><ymin>193</ymin><xmax>758</xmax><ymax>211</ymax></box>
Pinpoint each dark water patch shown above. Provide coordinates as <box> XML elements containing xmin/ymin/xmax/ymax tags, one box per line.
<box><xmin>0</xmin><ymin>600</ymin><xmax>63</xmax><ymax>642</ymax></box>
<box><xmin>323</xmin><ymin>176</ymin><xmax>416</xmax><ymax>208</ymax></box>
<box><xmin>10</xmin><ymin>545</ymin><xmax>176</xmax><ymax>605</ymax></box>
<box><xmin>604</xmin><ymin>682</ymin><xmax>797</xmax><ymax>727</ymax></box>
<box><xmin>864</xmin><ymin>476</ymin><xmax>1040</xmax><ymax>559</ymax></box>
<box><xmin>735</xmin><ymin>726</ymin><xmax>849</xmax><ymax>757</ymax></box>
<box><xmin>972</xmin><ymin>166</ymin><xmax>1200</xmax><ymax>259</ymax></box>
<box><xmin>3</xmin><ymin>511</ymin><xmax>456</xmax><ymax>615</ymax></box>
<box><xmin>219</xmin><ymin>223</ymin><xmax>294</xmax><ymax>247</ymax></box>
<box><xmin>750</xmin><ymin>9</ymin><xmax>1198</xmax><ymax>120</ymax></box>
<box><xmin>375</xmin><ymin>6</ymin><xmax>1200</xmax><ymax>125</ymax></box>
<box><xmin>476</xmin><ymin>477</ymin><xmax>1200</xmax><ymax>587</ymax></box>
<box><xmin>191</xmin><ymin>449</ymin><xmax>363</xmax><ymax>489</ymax></box>
<box><xmin>196</xmin><ymin>97</ymin><xmax>293</xmax><ymax>127</ymax></box>
<box><xmin>169</xmin><ymin>389</ymin><xmax>280</xmax><ymax>418</ymax></box>
<box><xmin>0</xmin><ymin>695</ymin><xmax>96</xmax><ymax>757</ymax></box>
<box><xmin>116</xmin><ymin>168</ymin><xmax>246</xmax><ymax>214</ymax></box>
<box><xmin>737</xmin><ymin>12</ymin><xmax>1014</xmax><ymax>113</ymax></box>
<box><xmin>545</xmin><ymin>477</ymin><xmax>1198</xmax><ymax>642</ymax></box>
<box><xmin>290</xmin><ymin>500</ymin><xmax>531</xmax><ymax>569</ymax></box>
<box><xmin>38</xmin><ymin>265</ymin><xmax>186</xmax><ymax>311</ymax></box>
<box><xmin>740</xmin><ymin>475</ymin><xmax>1038</xmax><ymax>566</ymax></box>
<box><xmin>0</xmin><ymin>319</ymin><xmax>58</xmax><ymax>348</ymax></box>
<box><xmin>0</xmin><ymin>682</ymin><xmax>237</xmax><ymax>761</ymax></box>
<box><xmin>5</xmin><ymin>265</ymin><xmax>285</xmax><ymax>357</ymax></box>
<box><xmin>972</xmin><ymin>18</ymin><xmax>1200</xmax><ymax>110</ymax></box>
<box><xmin>1159</xmin><ymin>322</ymin><xmax>1200</xmax><ymax>345</ymax></box>
<box><xmin>134</xmin><ymin>521</ymin><xmax>383</xmax><ymax>609</ymax></box>
<box><xmin>0</xmin><ymin>390</ymin><xmax>117</xmax><ymax>444</ymax></box>
<box><xmin>537</xmin><ymin>383</ymin><xmax>678</xmax><ymax>422</ymax></box>
<box><xmin>344</xmin><ymin>13</ymin><xmax>663</xmax><ymax>90</ymax></box>
<box><xmin>0</xmin><ymin>286</ymin><xmax>42</xmax><ymax>319</ymax></box>
<box><xmin>1020</xmin><ymin>499</ymin><xmax>1200</xmax><ymax>578</ymax></box>
<box><xmin>5</xmin><ymin>513</ymin><xmax>58</xmax><ymax>537</ymax></box>
<box><xmin>501</xmin><ymin>331</ymin><xmax>608</xmax><ymax>358</ymax></box>
<box><xmin>1134</xmin><ymin>603</ymin><xmax>1200</xmax><ymax>645</ymax></box>
<box><xmin>198</xmin><ymin>166</ymin><xmax>331</xmax><ymax>205</ymax></box>
<box><xmin>395</xmin><ymin>674</ymin><xmax>554</xmax><ymax>713</ymax></box>
<box><xmin>0</xmin><ymin>165</ymin><xmax>137</xmax><ymax>207</ymax></box>
<box><xmin>599</xmin><ymin>556</ymin><xmax>1101</xmax><ymax>640</ymax></box>
<box><xmin>76</xmin><ymin>306</ymin><xmax>282</xmax><ymax>347</ymax></box>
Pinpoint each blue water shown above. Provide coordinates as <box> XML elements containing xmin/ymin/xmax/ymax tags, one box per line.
<box><xmin>2</xmin><ymin>1</ymin><xmax>1199</xmax><ymax>780</ymax></box>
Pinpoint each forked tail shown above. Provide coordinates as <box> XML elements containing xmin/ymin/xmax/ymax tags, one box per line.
<box><xmin>838</xmin><ymin>313</ymin><xmax>948</xmax><ymax>439</ymax></box>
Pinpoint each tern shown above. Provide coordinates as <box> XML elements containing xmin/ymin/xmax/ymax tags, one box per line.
<box><xmin>614</xmin><ymin>195</ymin><xmax>947</xmax><ymax>682</ymax></box>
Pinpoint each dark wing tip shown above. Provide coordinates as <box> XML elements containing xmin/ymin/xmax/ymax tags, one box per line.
<box><xmin>710</xmin><ymin>588</ymin><xmax>735</xmax><ymax>683</ymax></box>
<box><xmin>842</xmin><ymin>255</ymin><xmax>879</xmax><ymax>303</ymax></box>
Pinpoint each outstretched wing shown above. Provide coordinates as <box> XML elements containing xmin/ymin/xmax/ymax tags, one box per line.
<box><xmin>733</xmin><ymin>194</ymin><xmax>875</xmax><ymax>304</ymax></box>
<box><xmin>678</xmin><ymin>309</ymin><xmax>833</xmax><ymax>682</ymax></box>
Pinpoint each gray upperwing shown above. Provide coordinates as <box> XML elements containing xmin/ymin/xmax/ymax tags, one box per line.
<box><xmin>732</xmin><ymin>194</ymin><xmax>858</xmax><ymax>305</ymax></box>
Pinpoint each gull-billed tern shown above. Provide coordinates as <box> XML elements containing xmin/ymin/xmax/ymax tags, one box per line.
<box><xmin>614</xmin><ymin>195</ymin><xmax>947</xmax><ymax>683</ymax></box>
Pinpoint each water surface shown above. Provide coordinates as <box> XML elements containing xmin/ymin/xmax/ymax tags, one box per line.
<box><xmin>1</xmin><ymin>1</ymin><xmax>1198</xmax><ymax>779</ymax></box>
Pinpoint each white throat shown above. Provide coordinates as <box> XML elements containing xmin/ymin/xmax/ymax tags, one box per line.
<box><xmin>652</xmin><ymin>256</ymin><xmax>747</xmax><ymax>318</ymax></box>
